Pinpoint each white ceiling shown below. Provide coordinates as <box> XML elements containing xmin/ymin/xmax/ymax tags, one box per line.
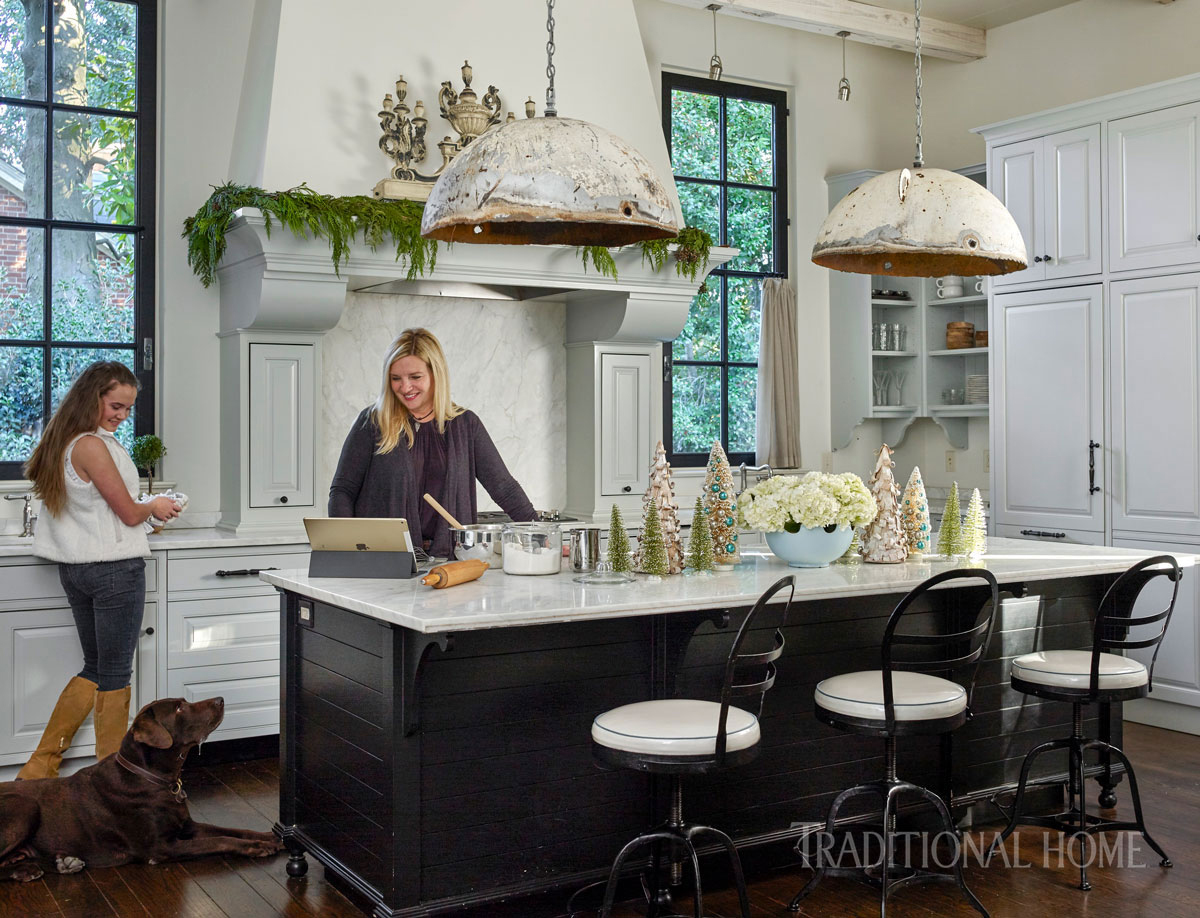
<box><xmin>865</xmin><ymin>0</ymin><xmax>1080</xmax><ymax>30</ymax></box>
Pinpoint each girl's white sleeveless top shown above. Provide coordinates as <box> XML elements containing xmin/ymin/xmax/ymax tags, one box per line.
<box><xmin>32</xmin><ymin>429</ymin><xmax>150</xmax><ymax>563</ymax></box>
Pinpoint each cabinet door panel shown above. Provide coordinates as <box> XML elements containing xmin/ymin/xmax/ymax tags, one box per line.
<box><xmin>166</xmin><ymin>660</ymin><xmax>280</xmax><ymax>741</ymax></box>
<box><xmin>1045</xmin><ymin>125</ymin><xmax>1102</xmax><ymax>279</ymax></box>
<box><xmin>600</xmin><ymin>353</ymin><xmax>651</xmax><ymax>497</ymax></box>
<box><xmin>991</xmin><ymin>139</ymin><xmax>1044</xmax><ymax>288</ymax></box>
<box><xmin>167</xmin><ymin>594</ymin><xmax>280</xmax><ymax>669</ymax></box>
<box><xmin>993</xmin><ymin>287</ymin><xmax>1104</xmax><ymax>531</ymax></box>
<box><xmin>1110</xmin><ymin>275</ymin><xmax>1200</xmax><ymax>537</ymax></box>
<box><xmin>249</xmin><ymin>343</ymin><xmax>314</xmax><ymax>508</ymax></box>
<box><xmin>1110</xmin><ymin>102</ymin><xmax>1200</xmax><ymax>273</ymax></box>
<box><xmin>1115</xmin><ymin>537</ymin><xmax>1200</xmax><ymax>707</ymax></box>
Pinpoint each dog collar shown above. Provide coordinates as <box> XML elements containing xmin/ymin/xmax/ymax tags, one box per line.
<box><xmin>115</xmin><ymin>751</ymin><xmax>188</xmax><ymax>803</ymax></box>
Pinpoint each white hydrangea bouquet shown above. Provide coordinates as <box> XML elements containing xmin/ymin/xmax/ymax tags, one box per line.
<box><xmin>738</xmin><ymin>471</ymin><xmax>877</xmax><ymax>533</ymax></box>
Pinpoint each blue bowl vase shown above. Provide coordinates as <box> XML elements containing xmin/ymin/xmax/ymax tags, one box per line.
<box><xmin>765</xmin><ymin>525</ymin><xmax>853</xmax><ymax>569</ymax></box>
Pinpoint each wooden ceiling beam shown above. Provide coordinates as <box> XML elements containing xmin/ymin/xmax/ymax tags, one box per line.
<box><xmin>659</xmin><ymin>0</ymin><xmax>987</xmax><ymax>63</ymax></box>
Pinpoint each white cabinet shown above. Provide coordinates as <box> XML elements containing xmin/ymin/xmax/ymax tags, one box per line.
<box><xmin>248</xmin><ymin>342</ymin><xmax>314</xmax><ymax>509</ymax></box>
<box><xmin>1109</xmin><ymin>102</ymin><xmax>1200</xmax><ymax>274</ymax></box>
<box><xmin>991</xmin><ymin>124</ymin><xmax>1102</xmax><ymax>288</ymax></box>
<box><xmin>600</xmin><ymin>352</ymin><xmax>652</xmax><ymax>497</ymax></box>
<box><xmin>0</xmin><ymin>557</ymin><xmax>160</xmax><ymax>766</ymax></box>
<box><xmin>1116</xmin><ymin>536</ymin><xmax>1200</xmax><ymax>709</ymax></box>
<box><xmin>1109</xmin><ymin>273</ymin><xmax>1200</xmax><ymax>539</ymax></box>
<box><xmin>992</xmin><ymin>285</ymin><xmax>1104</xmax><ymax>533</ymax></box>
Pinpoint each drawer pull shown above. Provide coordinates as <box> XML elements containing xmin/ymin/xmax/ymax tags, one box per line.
<box><xmin>214</xmin><ymin>567</ymin><xmax>280</xmax><ymax>578</ymax></box>
<box><xmin>144</xmin><ymin>626</ymin><xmax>155</xmax><ymax>636</ymax></box>
<box><xmin>1019</xmin><ymin>529</ymin><xmax>1066</xmax><ymax>539</ymax></box>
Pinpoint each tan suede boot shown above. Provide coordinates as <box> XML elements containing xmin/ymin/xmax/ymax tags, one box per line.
<box><xmin>93</xmin><ymin>685</ymin><xmax>132</xmax><ymax>762</ymax></box>
<box><xmin>16</xmin><ymin>675</ymin><xmax>98</xmax><ymax>779</ymax></box>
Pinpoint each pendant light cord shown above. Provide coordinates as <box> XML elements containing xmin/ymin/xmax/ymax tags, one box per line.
<box><xmin>913</xmin><ymin>0</ymin><xmax>924</xmax><ymax>167</ymax></box>
<box><xmin>545</xmin><ymin>0</ymin><xmax>557</xmax><ymax>117</ymax></box>
<box><xmin>713</xmin><ymin>8</ymin><xmax>719</xmax><ymax>58</ymax></box>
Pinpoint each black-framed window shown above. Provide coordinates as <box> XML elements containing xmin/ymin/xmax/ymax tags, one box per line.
<box><xmin>0</xmin><ymin>0</ymin><xmax>156</xmax><ymax>478</ymax></box>
<box><xmin>662</xmin><ymin>72</ymin><xmax>787</xmax><ymax>467</ymax></box>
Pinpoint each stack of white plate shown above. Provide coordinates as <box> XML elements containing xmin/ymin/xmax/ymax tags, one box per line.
<box><xmin>966</xmin><ymin>374</ymin><xmax>989</xmax><ymax>404</ymax></box>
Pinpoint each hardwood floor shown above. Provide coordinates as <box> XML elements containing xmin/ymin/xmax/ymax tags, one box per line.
<box><xmin>3</xmin><ymin>722</ymin><xmax>1198</xmax><ymax>917</ymax></box>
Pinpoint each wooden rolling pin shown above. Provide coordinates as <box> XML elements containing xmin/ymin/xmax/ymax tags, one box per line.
<box><xmin>421</xmin><ymin>559</ymin><xmax>488</xmax><ymax>589</ymax></box>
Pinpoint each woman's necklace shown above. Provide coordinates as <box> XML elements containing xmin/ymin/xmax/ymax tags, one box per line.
<box><xmin>411</xmin><ymin>409</ymin><xmax>434</xmax><ymax>430</ymax></box>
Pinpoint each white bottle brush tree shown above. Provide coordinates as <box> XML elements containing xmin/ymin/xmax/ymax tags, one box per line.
<box><xmin>703</xmin><ymin>441</ymin><xmax>741</xmax><ymax>566</ymax></box>
<box><xmin>963</xmin><ymin>488</ymin><xmax>987</xmax><ymax>559</ymax></box>
<box><xmin>632</xmin><ymin>441</ymin><xmax>685</xmax><ymax>574</ymax></box>
<box><xmin>901</xmin><ymin>466</ymin><xmax>932</xmax><ymax>555</ymax></box>
<box><xmin>862</xmin><ymin>444</ymin><xmax>909</xmax><ymax>563</ymax></box>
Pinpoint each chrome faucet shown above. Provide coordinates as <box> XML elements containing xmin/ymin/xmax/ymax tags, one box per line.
<box><xmin>5</xmin><ymin>493</ymin><xmax>37</xmax><ymax>537</ymax></box>
<box><xmin>738</xmin><ymin>462</ymin><xmax>772</xmax><ymax>493</ymax></box>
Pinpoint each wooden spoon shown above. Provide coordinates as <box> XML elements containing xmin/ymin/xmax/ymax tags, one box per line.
<box><xmin>423</xmin><ymin>493</ymin><xmax>465</xmax><ymax>530</ymax></box>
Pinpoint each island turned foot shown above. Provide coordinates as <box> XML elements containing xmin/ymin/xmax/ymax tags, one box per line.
<box><xmin>273</xmin><ymin>574</ymin><xmax>1122</xmax><ymax>917</ymax></box>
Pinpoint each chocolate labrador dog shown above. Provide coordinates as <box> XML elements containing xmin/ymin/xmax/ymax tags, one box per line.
<box><xmin>0</xmin><ymin>696</ymin><xmax>283</xmax><ymax>881</ymax></box>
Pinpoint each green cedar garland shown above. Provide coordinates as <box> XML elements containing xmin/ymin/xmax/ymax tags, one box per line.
<box><xmin>608</xmin><ymin>504</ymin><xmax>632</xmax><ymax>573</ymax></box>
<box><xmin>183</xmin><ymin>182</ymin><xmax>714</xmax><ymax>289</ymax></box>
<box><xmin>686</xmin><ymin>496</ymin><xmax>715</xmax><ymax>572</ymax></box>
<box><xmin>638</xmin><ymin>496</ymin><xmax>669</xmax><ymax>576</ymax></box>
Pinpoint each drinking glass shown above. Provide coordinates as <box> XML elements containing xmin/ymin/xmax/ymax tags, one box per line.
<box><xmin>873</xmin><ymin>370</ymin><xmax>890</xmax><ymax>406</ymax></box>
<box><xmin>890</xmin><ymin>371</ymin><xmax>907</xmax><ymax>407</ymax></box>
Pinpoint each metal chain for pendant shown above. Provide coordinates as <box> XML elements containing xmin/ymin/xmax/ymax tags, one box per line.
<box><xmin>545</xmin><ymin>0</ymin><xmax>558</xmax><ymax>117</ymax></box>
<box><xmin>913</xmin><ymin>0</ymin><xmax>924</xmax><ymax>167</ymax></box>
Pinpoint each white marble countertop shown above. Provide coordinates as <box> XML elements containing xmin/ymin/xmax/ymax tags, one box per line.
<box><xmin>259</xmin><ymin>538</ymin><xmax>1196</xmax><ymax>634</ymax></box>
<box><xmin>0</xmin><ymin>526</ymin><xmax>308</xmax><ymax>558</ymax></box>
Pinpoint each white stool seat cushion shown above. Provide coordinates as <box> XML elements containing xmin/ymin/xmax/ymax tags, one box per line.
<box><xmin>591</xmin><ymin>699</ymin><xmax>760</xmax><ymax>757</ymax></box>
<box><xmin>815</xmin><ymin>671</ymin><xmax>967</xmax><ymax>722</ymax></box>
<box><xmin>1011</xmin><ymin>650</ymin><xmax>1148</xmax><ymax>691</ymax></box>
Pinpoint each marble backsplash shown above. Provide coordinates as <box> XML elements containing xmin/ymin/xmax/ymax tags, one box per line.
<box><xmin>319</xmin><ymin>291</ymin><xmax>567</xmax><ymax>514</ymax></box>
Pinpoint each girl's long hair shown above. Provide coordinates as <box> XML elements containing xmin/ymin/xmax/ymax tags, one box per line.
<box><xmin>372</xmin><ymin>328</ymin><xmax>463</xmax><ymax>453</ymax></box>
<box><xmin>25</xmin><ymin>361</ymin><xmax>139</xmax><ymax>517</ymax></box>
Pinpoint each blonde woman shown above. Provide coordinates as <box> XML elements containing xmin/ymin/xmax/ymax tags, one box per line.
<box><xmin>329</xmin><ymin>328</ymin><xmax>535</xmax><ymax>556</ymax></box>
<box><xmin>19</xmin><ymin>361</ymin><xmax>181</xmax><ymax>779</ymax></box>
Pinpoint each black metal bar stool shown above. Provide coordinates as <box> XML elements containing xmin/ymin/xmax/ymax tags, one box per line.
<box><xmin>587</xmin><ymin>575</ymin><xmax>794</xmax><ymax>918</ymax></box>
<box><xmin>986</xmin><ymin>554</ymin><xmax>1181</xmax><ymax>890</ymax></box>
<box><xmin>789</xmin><ymin>567</ymin><xmax>1000</xmax><ymax>918</ymax></box>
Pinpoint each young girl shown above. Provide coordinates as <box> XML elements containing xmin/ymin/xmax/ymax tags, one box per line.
<box><xmin>17</xmin><ymin>361</ymin><xmax>181</xmax><ymax>778</ymax></box>
<box><xmin>329</xmin><ymin>327</ymin><xmax>535</xmax><ymax>557</ymax></box>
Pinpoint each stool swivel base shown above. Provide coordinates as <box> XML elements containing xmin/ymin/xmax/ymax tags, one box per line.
<box><xmin>788</xmin><ymin>738</ymin><xmax>988</xmax><ymax>918</ymax></box>
<box><xmin>986</xmin><ymin>699</ymin><xmax>1171</xmax><ymax>891</ymax></box>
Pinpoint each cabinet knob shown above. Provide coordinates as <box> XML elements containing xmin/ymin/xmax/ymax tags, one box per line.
<box><xmin>1033</xmin><ymin>256</ymin><xmax>1043</xmax><ymax>263</ymax></box>
<box><xmin>1043</xmin><ymin>254</ymin><xmax>1052</xmax><ymax>263</ymax></box>
<box><xmin>622</xmin><ymin>485</ymin><xmax>632</xmax><ymax>493</ymax></box>
<box><xmin>280</xmin><ymin>495</ymin><xmax>288</xmax><ymax>504</ymax></box>
<box><xmin>144</xmin><ymin>626</ymin><xmax>155</xmax><ymax>636</ymax></box>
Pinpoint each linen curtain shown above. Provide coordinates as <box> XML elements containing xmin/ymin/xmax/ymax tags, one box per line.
<box><xmin>756</xmin><ymin>277</ymin><xmax>801</xmax><ymax>468</ymax></box>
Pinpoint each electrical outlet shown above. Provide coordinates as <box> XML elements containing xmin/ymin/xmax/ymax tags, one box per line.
<box><xmin>945</xmin><ymin>450</ymin><xmax>956</xmax><ymax>473</ymax></box>
<box><xmin>984</xmin><ymin>448</ymin><xmax>990</xmax><ymax>473</ymax></box>
<box><xmin>821</xmin><ymin>451</ymin><xmax>833</xmax><ymax>473</ymax></box>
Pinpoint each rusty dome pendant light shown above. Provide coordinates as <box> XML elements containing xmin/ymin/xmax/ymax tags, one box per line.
<box><xmin>811</xmin><ymin>0</ymin><xmax>1026</xmax><ymax>277</ymax></box>
<box><xmin>420</xmin><ymin>0</ymin><xmax>679</xmax><ymax>246</ymax></box>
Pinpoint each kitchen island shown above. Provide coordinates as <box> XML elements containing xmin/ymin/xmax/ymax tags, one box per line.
<box><xmin>262</xmin><ymin>540</ymin><xmax>1193</xmax><ymax>917</ymax></box>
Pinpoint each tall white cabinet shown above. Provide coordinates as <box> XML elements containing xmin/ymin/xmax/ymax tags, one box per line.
<box><xmin>980</xmin><ymin>73</ymin><xmax>1200</xmax><ymax>730</ymax></box>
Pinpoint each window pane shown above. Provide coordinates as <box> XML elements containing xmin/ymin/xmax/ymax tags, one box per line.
<box><xmin>726</xmin><ymin>277</ymin><xmax>762</xmax><ymax>363</ymax></box>
<box><xmin>676</xmin><ymin>280</ymin><xmax>721</xmax><ymax>362</ymax></box>
<box><xmin>726</xmin><ymin>98</ymin><xmax>773</xmax><ymax>186</ymax></box>
<box><xmin>1</xmin><ymin>224</ymin><xmax>43</xmax><ymax>338</ymax></box>
<box><xmin>727</xmin><ymin>187</ymin><xmax>773</xmax><ymax>272</ymax></box>
<box><xmin>0</xmin><ymin>344</ymin><xmax>43</xmax><ymax>460</ymax></box>
<box><xmin>51</xmin><ymin>228</ymin><xmax>134</xmax><ymax>342</ymax></box>
<box><xmin>728</xmin><ymin>365</ymin><xmax>757</xmax><ymax>455</ymax></box>
<box><xmin>0</xmin><ymin>102</ymin><xmax>46</xmax><ymax>218</ymax></box>
<box><xmin>677</xmin><ymin>180</ymin><xmax>719</xmax><ymax>246</ymax></box>
<box><xmin>51</xmin><ymin>345</ymin><xmax>134</xmax><ymax>449</ymax></box>
<box><xmin>670</xmin><ymin>90</ymin><xmax>718</xmax><ymax>180</ymax></box>
<box><xmin>0</xmin><ymin>1</ymin><xmax>47</xmax><ymax>100</ymax></box>
<box><xmin>53</xmin><ymin>110</ymin><xmax>136</xmax><ymax>224</ymax></box>
<box><xmin>52</xmin><ymin>0</ymin><xmax>137</xmax><ymax>111</ymax></box>
<box><xmin>672</xmin><ymin>363</ymin><xmax>720</xmax><ymax>455</ymax></box>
